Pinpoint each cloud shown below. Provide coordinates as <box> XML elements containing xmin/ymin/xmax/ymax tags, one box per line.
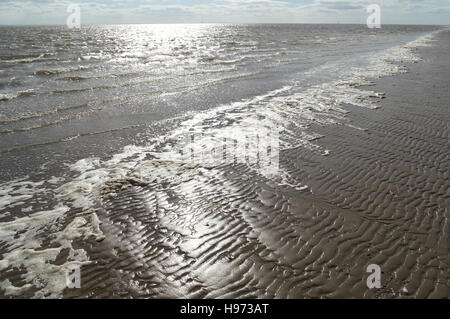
<box><xmin>315</xmin><ymin>0</ymin><xmax>365</xmax><ymax>11</ymax></box>
<box><xmin>0</xmin><ymin>0</ymin><xmax>448</xmax><ymax>25</ymax></box>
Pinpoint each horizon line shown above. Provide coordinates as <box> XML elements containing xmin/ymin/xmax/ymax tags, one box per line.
<box><xmin>0</xmin><ymin>22</ymin><xmax>448</xmax><ymax>27</ymax></box>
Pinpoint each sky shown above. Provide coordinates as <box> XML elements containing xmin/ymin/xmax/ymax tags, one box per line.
<box><xmin>0</xmin><ymin>0</ymin><xmax>449</xmax><ymax>25</ymax></box>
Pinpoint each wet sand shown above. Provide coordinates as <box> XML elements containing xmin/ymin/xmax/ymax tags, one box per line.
<box><xmin>296</xmin><ymin>30</ymin><xmax>450</xmax><ymax>298</ymax></box>
<box><xmin>1</xmin><ymin>29</ymin><xmax>449</xmax><ymax>299</ymax></box>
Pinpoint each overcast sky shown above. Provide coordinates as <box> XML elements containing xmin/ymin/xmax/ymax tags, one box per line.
<box><xmin>0</xmin><ymin>0</ymin><xmax>449</xmax><ymax>25</ymax></box>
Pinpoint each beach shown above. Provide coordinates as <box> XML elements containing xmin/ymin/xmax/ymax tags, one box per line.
<box><xmin>0</xmin><ymin>25</ymin><xmax>448</xmax><ymax>299</ymax></box>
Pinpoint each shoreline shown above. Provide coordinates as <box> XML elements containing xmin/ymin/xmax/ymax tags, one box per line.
<box><xmin>0</xmin><ymin>27</ymin><xmax>448</xmax><ymax>299</ymax></box>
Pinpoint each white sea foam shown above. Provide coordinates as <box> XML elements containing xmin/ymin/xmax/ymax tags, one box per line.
<box><xmin>0</xmin><ymin>205</ymin><xmax>103</xmax><ymax>298</ymax></box>
<box><xmin>350</xmin><ymin>31</ymin><xmax>439</xmax><ymax>80</ymax></box>
<box><xmin>0</xmin><ymin>178</ymin><xmax>45</xmax><ymax>212</ymax></box>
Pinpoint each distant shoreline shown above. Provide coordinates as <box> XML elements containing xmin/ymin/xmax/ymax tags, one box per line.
<box><xmin>0</xmin><ymin>23</ymin><xmax>449</xmax><ymax>27</ymax></box>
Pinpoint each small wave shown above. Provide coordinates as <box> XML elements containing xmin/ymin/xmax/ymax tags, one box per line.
<box><xmin>0</xmin><ymin>89</ymin><xmax>35</xmax><ymax>101</ymax></box>
<box><xmin>57</xmin><ymin>76</ymin><xmax>87</xmax><ymax>81</ymax></box>
<box><xmin>0</xmin><ymin>107</ymin><xmax>101</xmax><ymax>134</ymax></box>
<box><xmin>201</xmin><ymin>56</ymin><xmax>217</xmax><ymax>62</ymax></box>
<box><xmin>0</xmin><ymin>53</ymin><xmax>46</xmax><ymax>63</ymax></box>
<box><xmin>79</xmin><ymin>55</ymin><xmax>102</xmax><ymax>61</ymax></box>
<box><xmin>34</xmin><ymin>70</ymin><xmax>59</xmax><ymax>76</ymax></box>
<box><xmin>52</xmin><ymin>88</ymin><xmax>94</xmax><ymax>94</ymax></box>
<box><xmin>0</xmin><ymin>103</ymin><xmax>88</xmax><ymax>125</ymax></box>
<box><xmin>34</xmin><ymin>65</ymin><xmax>89</xmax><ymax>77</ymax></box>
<box><xmin>215</xmin><ymin>58</ymin><xmax>244</xmax><ymax>65</ymax></box>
